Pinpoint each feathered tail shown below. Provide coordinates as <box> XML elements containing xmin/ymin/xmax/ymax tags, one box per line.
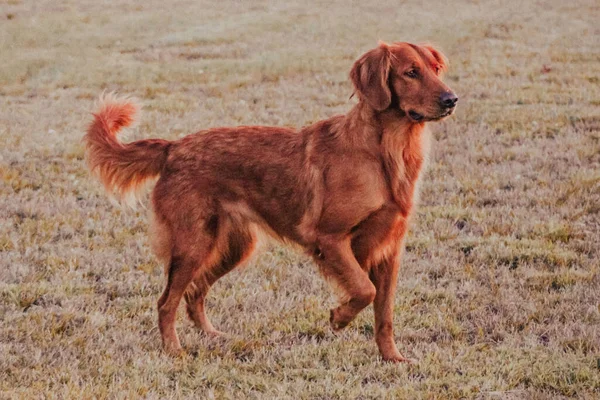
<box><xmin>84</xmin><ymin>93</ymin><xmax>170</xmax><ymax>205</ymax></box>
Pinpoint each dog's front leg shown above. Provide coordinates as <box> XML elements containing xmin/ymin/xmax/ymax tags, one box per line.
<box><xmin>370</xmin><ymin>252</ymin><xmax>412</xmax><ymax>363</ymax></box>
<box><xmin>315</xmin><ymin>235</ymin><xmax>376</xmax><ymax>331</ymax></box>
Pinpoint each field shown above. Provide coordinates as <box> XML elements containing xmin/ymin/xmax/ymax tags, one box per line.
<box><xmin>1</xmin><ymin>0</ymin><xmax>599</xmax><ymax>398</ymax></box>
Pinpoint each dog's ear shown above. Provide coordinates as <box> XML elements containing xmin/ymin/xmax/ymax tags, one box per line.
<box><xmin>350</xmin><ymin>42</ymin><xmax>392</xmax><ymax>111</ymax></box>
<box><xmin>423</xmin><ymin>45</ymin><xmax>448</xmax><ymax>74</ymax></box>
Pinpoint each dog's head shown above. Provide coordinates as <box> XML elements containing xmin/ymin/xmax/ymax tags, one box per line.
<box><xmin>350</xmin><ymin>41</ymin><xmax>457</xmax><ymax>122</ymax></box>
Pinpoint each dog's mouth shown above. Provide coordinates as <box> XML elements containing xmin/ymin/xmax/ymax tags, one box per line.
<box><xmin>408</xmin><ymin>110</ymin><xmax>424</xmax><ymax>122</ymax></box>
<box><xmin>408</xmin><ymin>108</ymin><xmax>454</xmax><ymax>122</ymax></box>
<box><xmin>431</xmin><ymin>108</ymin><xmax>454</xmax><ymax>121</ymax></box>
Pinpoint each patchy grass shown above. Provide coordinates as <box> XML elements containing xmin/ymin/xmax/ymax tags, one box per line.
<box><xmin>1</xmin><ymin>0</ymin><xmax>599</xmax><ymax>398</ymax></box>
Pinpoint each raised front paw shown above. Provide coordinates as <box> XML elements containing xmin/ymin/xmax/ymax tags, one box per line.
<box><xmin>329</xmin><ymin>308</ymin><xmax>351</xmax><ymax>332</ymax></box>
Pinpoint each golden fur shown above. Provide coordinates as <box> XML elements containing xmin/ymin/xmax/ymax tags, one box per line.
<box><xmin>84</xmin><ymin>41</ymin><xmax>457</xmax><ymax>362</ymax></box>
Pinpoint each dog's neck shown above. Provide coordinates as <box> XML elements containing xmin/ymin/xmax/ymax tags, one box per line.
<box><xmin>329</xmin><ymin>100</ymin><xmax>430</xmax><ymax>214</ymax></box>
<box><xmin>343</xmin><ymin>101</ymin><xmax>424</xmax><ymax>137</ymax></box>
<box><xmin>338</xmin><ymin>101</ymin><xmax>430</xmax><ymax>213</ymax></box>
<box><xmin>377</xmin><ymin>106</ymin><xmax>430</xmax><ymax>214</ymax></box>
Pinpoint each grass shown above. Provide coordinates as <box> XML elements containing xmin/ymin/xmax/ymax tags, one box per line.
<box><xmin>1</xmin><ymin>0</ymin><xmax>599</xmax><ymax>398</ymax></box>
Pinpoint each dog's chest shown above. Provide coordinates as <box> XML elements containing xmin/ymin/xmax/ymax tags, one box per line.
<box><xmin>382</xmin><ymin>125</ymin><xmax>431</xmax><ymax>213</ymax></box>
<box><xmin>317</xmin><ymin>154</ymin><xmax>389</xmax><ymax>233</ymax></box>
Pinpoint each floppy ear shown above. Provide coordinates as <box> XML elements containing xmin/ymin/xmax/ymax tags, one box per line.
<box><xmin>423</xmin><ymin>45</ymin><xmax>448</xmax><ymax>74</ymax></box>
<box><xmin>350</xmin><ymin>43</ymin><xmax>392</xmax><ymax>111</ymax></box>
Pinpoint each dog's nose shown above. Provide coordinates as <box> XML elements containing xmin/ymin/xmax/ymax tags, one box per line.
<box><xmin>440</xmin><ymin>92</ymin><xmax>458</xmax><ymax>108</ymax></box>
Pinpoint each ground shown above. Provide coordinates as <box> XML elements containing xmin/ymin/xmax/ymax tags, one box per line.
<box><xmin>1</xmin><ymin>0</ymin><xmax>599</xmax><ymax>398</ymax></box>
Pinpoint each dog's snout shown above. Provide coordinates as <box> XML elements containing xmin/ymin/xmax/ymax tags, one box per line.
<box><xmin>440</xmin><ymin>92</ymin><xmax>458</xmax><ymax>108</ymax></box>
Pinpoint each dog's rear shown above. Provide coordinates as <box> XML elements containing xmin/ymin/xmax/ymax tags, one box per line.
<box><xmin>84</xmin><ymin>93</ymin><xmax>171</xmax><ymax>205</ymax></box>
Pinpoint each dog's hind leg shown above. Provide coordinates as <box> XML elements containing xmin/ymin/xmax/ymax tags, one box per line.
<box><xmin>157</xmin><ymin>253</ymin><xmax>205</xmax><ymax>355</ymax></box>
<box><xmin>156</xmin><ymin>217</ymin><xmax>217</xmax><ymax>355</ymax></box>
<box><xmin>184</xmin><ymin>220</ymin><xmax>256</xmax><ymax>335</ymax></box>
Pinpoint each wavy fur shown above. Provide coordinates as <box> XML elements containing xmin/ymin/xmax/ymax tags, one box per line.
<box><xmin>84</xmin><ymin>93</ymin><xmax>170</xmax><ymax>207</ymax></box>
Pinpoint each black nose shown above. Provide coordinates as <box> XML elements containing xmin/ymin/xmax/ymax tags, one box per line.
<box><xmin>440</xmin><ymin>92</ymin><xmax>458</xmax><ymax>108</ymax></box>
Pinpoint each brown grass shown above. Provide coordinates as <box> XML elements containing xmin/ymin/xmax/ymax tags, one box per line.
<box><xmin>1</xmin><ymin>0</ymin><xmax>599</xmax><ymax>398</ymax></box>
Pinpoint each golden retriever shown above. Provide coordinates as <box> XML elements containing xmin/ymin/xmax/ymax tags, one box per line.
<box><xmin>84</xmin><ymin>41</ymin><xmax>457</xmax><ymax>362</ymax></box>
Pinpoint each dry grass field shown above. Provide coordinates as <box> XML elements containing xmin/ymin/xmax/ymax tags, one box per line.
<box><xmin>1</xmin><ymin>0</ymin><xmax>599</xmax><ymax>398</ymax></box>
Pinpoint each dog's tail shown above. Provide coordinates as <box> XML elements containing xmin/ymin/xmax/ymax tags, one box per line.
<box><xmin>84</xmin><ymin>93</ymin><xmax>170</xmax><ymax>206</ymax></box>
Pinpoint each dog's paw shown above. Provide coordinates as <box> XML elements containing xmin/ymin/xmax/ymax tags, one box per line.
<box><xmin>329</xmin><ymin>308</ymin><xmax>350</xmax><ymax>332</ymax></box>
<box><xmin>204</xmin><ymin>328</ymin><xmax>226</xmax><ymax>337</ymax></box>
<box><xmin>382</xmin><ymin>354</ymin><xmax>417</xmax><ymax>364</ymax></box>
<box><xmin>163</xmin><ymin>345</ymin><xmax>186</xmax><ymax>358</ymax></box>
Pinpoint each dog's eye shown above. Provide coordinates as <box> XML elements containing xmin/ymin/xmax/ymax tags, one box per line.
<box><xmin>405</xmin><ymin>69</ymin><xmax>418</xmax><ymax>78</ymax></box>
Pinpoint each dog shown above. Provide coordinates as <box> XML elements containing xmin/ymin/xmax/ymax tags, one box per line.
<box><xmin>84</xmin><ymin>41</ymin><xmax>457</xmax><ymax>362</ymax></box>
